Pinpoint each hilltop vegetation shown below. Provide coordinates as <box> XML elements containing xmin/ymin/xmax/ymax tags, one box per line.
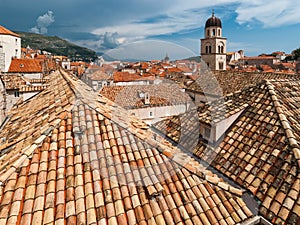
<box><xmin>184</xmin><ymin>56</ymin><xmax>201</xmax><ymax>62</ymax></box>
<box><xmin>16</xmin><ymin>31</ymin><xmax>98</xmax><ymax>62</ymax></box>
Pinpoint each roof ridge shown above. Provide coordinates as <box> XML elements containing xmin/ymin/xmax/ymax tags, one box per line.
<box><xmin>60</xmin><ymin>69</ymin><xmax>245</xmax><ymax>197</ymax></box>
<box><xmin>197</xmin><ymin>82</ymin><xmax>264</xmax><ymax>124</ymax></box>
<box><xmin>0</xmin><ymin>71</ymin><xmax>76</xmax><ymax>184</ymax></box>
<box><xmin>0</xmin><ymin>25</ymin><xmax>20</xmax><ymax>37</ymax></box>
<box><xmin>265</xmin><ymin>80</ymin><xmax>300</xmax><ymax>167</ymax></box>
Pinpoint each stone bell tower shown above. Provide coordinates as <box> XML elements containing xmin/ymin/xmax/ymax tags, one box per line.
<box><xmin>201</xmin><ymin>10</ymin><xmax>227</xmax><ymax>71</ymax></box>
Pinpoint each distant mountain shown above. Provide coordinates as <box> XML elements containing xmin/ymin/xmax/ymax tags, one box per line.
<box><xmin>16</xmin><ymin>31</ymin><xmax>98</xmax><ymax>62</ymax></box>
<box><xmin>183</xmin><ymin>56</ymin><xmax>201</xmax><ymax>63</ymax></box>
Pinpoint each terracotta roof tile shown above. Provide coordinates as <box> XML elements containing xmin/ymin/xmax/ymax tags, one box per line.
<box><xmin>162</xmin><ymin>78</ymin><xmax>300</xmax><ymax>225</ymax></box>
<box><xmin>113</xmin><ymin>71</ymin><xmax>145</xmax><ymax>82</ymax></box>
<box><xmin>100</xmin><ymin>84</ymin><xmax>192</xmax><ymax>109</ymax></box>
<box><xmin>0</xmin><ymin>25</ymin><xmax>20</xmax><ymax>37</ymax></box>
<box><xmin>0</xmin><ymin>74</ymin><xmax>27</xmax><ymax>90</ymax></box>
<box><xmin>186</xmin><ymin>70</ymin><xmax>299</xmax><ymax>98</ymax></box>
<box><xmin>0</xmin><ymin>69</ymin><xmax>255</xmax><ymax>225</ymax></box>
<box><xmin>8</xmin><ymin>58</ymin><xmax>44</xmax><ymax>73</ymax></box>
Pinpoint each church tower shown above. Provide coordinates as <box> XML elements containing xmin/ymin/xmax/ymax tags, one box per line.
<box><xmin>201</xmin><ymin>11</ymin><xmax>227</xmax><ymax>71</ymax></box>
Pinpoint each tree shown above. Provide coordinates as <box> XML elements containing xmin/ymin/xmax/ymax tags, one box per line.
<box><xmin>292</xmin><ymin>47</ymin><xmax>300</xmax><ymax>60</ymax></box>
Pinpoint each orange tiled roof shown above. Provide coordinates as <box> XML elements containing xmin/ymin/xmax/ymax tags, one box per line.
<box><xmin>0</xmin><ymin>74</ymin><xmax>50</xmax><ymax>92</ymax></box>
<box><xmin>0</xmin><ymin>74</ymin><xmax>27</xmax><ymax>90</ymax></box>
<box><xmin>242</xmin><ymin>56</ymin><xmax>276</xmax><ymax>60</ymax></box>
<box><xmin>35</xmin><ymin>54</ymin><xmax>48</xmax><ymax>60</ymax></box>
<box><xmin>100</xmin><ymin>84</ymin><xmax>192</xmax><ymax>109</ymax></box>
<box><xmin>196</xmin><ymin>80</ymin><xmax>300</xmax><ymax>225</ymax></box>
<box><xmin>0</xmin><ymin>69</ymin><xmax>255</xmax><ymax>225</ymax></box>
<box><xmin>8</xmin><ymin>58</ymin><xmax>43</xmax><ymax>73</ymax></box>
<box><xmin>113</xmin><ymin>71</ymin><xmax>156</xmax><ymax>82</ymax></box>
<box><xmin>186</xmin><ymin>71</ymin><xmax>299</xmax><ymax>97</ymax></box>
<box><xmin>89</xmin><ymin>70</ymin><xmax>111</xmax><ymax>81</ymax></box>
<box><xmin>167</xmin><ymin>67</ymin><xmax>182</xmax><ymax>73</ymax></box>
<box><xmin>113</xmin><ymin>71</ymin><xmax>141</xmax><ymax>82</ymax></box>
<box><xmin>0</xmin><ymin>25</ymin><xmax>20</xmax><ymax>37</ymax></box>
<box><xmin>155</xmin><ymin>77</ymin><xmax>300</xmax><ymax>225</ymax></box>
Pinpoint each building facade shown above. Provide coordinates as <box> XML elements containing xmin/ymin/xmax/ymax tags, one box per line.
<box><xmin>200</xmin><ymin>11</ymin><xmax>227</xmax><ymax>71</ymax></box>
<box><xmin>100</xmin><ymin>83</ymin><xmax>194</xmax><ymax>124</ymax></box>
<box><xmin>0</xmin><ymin>25</ymin><xmax>21</xmax><ymax>72</ymax></box>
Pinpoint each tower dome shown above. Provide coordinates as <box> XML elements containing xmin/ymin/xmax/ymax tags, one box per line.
<box><xmin>205</xmin><ymin>11</ymin><xmax>222</xmax><ymax>28</ymax></box>
<box><xmin>200</xmin><ymin>10</ymin><xmax>227</xmax><ymax>71</ymax></box>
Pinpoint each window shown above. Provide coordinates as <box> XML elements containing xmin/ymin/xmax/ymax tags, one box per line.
<box><xmin>206</xmin><ymin>46</ymin><xmax>209</xmax><ymax>54</ymax></box>
<box><xmin>15</xmin><ymin>39</ymin><xmax>18</xmax><ymax>45</ymax></box>
<box><xmin>218</xmin><ymin>29</ymin><xmax>221</xmax><ymax>36</ymax></box>
<box><xmin>14</xmin><ymin>91</ymin><xmax>20</xmax><ymax>97</ymax></box>
<box><xmin>15</xmin><ymin>49</ymin><xmax>18</xmax><ymax>57</ymax></box>
<box><xmin>212</xmin><ymin>29</ymin><xmax>216</xmax><ymax>36</ymax></box>
<box><xmin>218</xmin><ymin>45</ymin><xmax>224</xmax><ymax>54</ymax></box>
<box><xmin>149</xmin><ymin>111</ymin><xmax>153</xmax><ymax>117</ymax></box>
<box><xmin>0</xmin><ymin>46</ymin><xmax>3</xmax><ymax>53</ymax></box>
<box><xmin>207</xmin><ymin>30</ymin><xmax>210</xmax><ymax>37</ymax></box>
<box><xmin>209</xmin><ymin>46</ymin><xmax>212</xmax><ymax>54</ymax></box>
<box><xmin>219</xmin><ymin>62</ymin><xmax>224</xmax><ymax>70</ymax></box>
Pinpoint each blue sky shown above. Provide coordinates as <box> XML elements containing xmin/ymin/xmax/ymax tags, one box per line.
<box><xmin>1</xmin><ymin>0</ymin><xmax>300</xmax><ymax>60</ymax></box>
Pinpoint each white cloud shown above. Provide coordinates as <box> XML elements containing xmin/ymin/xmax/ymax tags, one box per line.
<box><xmin>91</xmin><ymin>9</ymin><xmax>208</xmax><ymax>48</ymax></box>
<box><xmin>76</xmin><ymin>0</ymin><xmax>300</xmax><ymax>55</ymax></box>
<box><xmin>236</xmin><ymin>1</ymin><xmax>300</xmax><ymax>27</ymax></box>
<box><xmin>91</xmin><ymin>0</ymin><xmax>300</xmax><ymax>42</ymax></box>
<box><xmin>30</xmin><ymin>11</ymin><xmax>55</xmax><ymax>34</ymax></box>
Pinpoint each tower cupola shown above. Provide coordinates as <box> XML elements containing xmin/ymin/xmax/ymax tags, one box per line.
<box><xmin>205</xmin><ymin>10</ymin><xmax>222</xmax><ymax>29</ymax></box>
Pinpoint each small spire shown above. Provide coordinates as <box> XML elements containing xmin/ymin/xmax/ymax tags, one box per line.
<box><xmin>212</xmin><ymin>8</ymin><xmax>215</xmax><ymax>17</ymax></box>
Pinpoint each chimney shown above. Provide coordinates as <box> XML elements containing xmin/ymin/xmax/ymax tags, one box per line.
<box><xmin>144</xmin><ymin>92</ymin><xmax>150</xmax><ymax>105</ymax></box>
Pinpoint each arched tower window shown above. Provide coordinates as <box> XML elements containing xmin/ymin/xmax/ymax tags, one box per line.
<box><xmin>218</xmin><ymin>46</ymin><xmax>221</xmax><ymax>53</ymax></box>
<box><xmin>207</xmin><ymin>30</ymin><xmax>210</xmax><ymax>37</ymax></box>
<box><xmin>221</xmin><ymin>46</ymin><xmax>224</xmax><ymax>53</ymax></box>
<box><xmin>206</xmin><ymin>46</ymin><xmax>209</xmax><ymax>54</ymax></box>
<box><xmin>209</xmin><ymin>46</ymin><xmax>212</xmax><ymax>54</ymax></box>
<box><xmin>212</xmin><ymin>29</ymin><xmax>216</xmax><ymax>36</ymax></box>
<box><xmin>218</xmin><ymin>29</ymin><xmax>221</xmax><ymax>36</ymax></box>
<box><xmin>219</xmin><ymin>62</ymin><xmax>224</xmax><ymax>70</ymax></box>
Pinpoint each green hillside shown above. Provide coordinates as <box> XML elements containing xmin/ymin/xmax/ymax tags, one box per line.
<box><xmin>16</xmin><ymin>31</ymin><xmax>97</xmax><ymax>62</ymax></box>
<box><xmin>184</xmin><ymin>56</ymin><xmax>201</xmax><ymax>63</ymax></box>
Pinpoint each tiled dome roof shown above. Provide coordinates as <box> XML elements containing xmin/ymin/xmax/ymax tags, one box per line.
<box><xmin>205</xmin><ymin>12</ymin><xmax>222</xmax><ymax>28</ymax></box>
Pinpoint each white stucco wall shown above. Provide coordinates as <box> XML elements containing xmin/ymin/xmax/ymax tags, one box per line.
<box><xmin>0</xmin><ymin>34</ymin><xmax>21</xmax><ymax>72</ymax></box>
<box><xmin>200</xmin><ymin>109</ymin><xmax>245</xmax><ymax>143</ymax></box>
<box><xmin>115</xmin><ymin>79</ymin><xmax>162</xmax><ymax>86</ymax></box>
<box><xmin>186</xmin><ymin>91</ymin><xmax>220</xmax><ymax>104</ymax></box>
<box><xmin>129</xmin><ymin>103</ymin><xmax>191</xmax><ymax>125</ymax></box>
<box><xmin>214</xmin><ymin>110</ymin><xmax>244</xmax><ymax>141</ymax></box>
<box><xmin>23</xmin><ymin>91</ymin><xmax>39</xmax><ymax>101</ymax></box>
<box><xmin>23</xmin><ymin>73</ymin><xmax>43</xmax><ymax>80</ymax></box>
<box><xmin>116</xmin><ymin>81</ymin><xmax>150</xmax><ymax>86</ymax></box>
<box><xmin>61</xmin><ymin>61</ymin><xmax>71</xmax><ymax>70</ymax></box>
